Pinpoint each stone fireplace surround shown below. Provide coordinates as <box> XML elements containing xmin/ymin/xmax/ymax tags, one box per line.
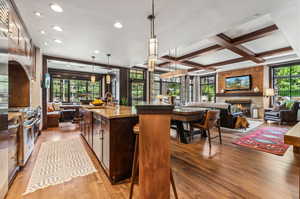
<box><xmin>217</xmin><ymin>96</ymin><xmax>264</xmax><ymax>118</ymax></box>
<box><xmin>225</xmin><ymin>99</ymin><xmax>252</xmax><ymax>117</ymax></box>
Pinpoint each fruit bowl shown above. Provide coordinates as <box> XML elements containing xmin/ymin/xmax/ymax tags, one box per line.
<box><xmin>91</xmin><ymin>99</ymin><xmax>104</xmax><ymax>106</ymax></box>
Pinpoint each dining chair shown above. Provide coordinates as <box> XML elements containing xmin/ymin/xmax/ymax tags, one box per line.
<box><xmin>190</xmin><ymin>110</ymin><xmax>222</xmax><ymax>149</ymax></box>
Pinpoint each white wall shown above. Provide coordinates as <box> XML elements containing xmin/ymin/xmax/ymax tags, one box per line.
<box><xmin>271</xmin><ymin>1</ymin><xmax>300</xmax><ymax>57</ymax></box>
<box><xmin>30</xmin><ymin>48</ymin><xmax>43</xmax><ymax>108</ymax></box>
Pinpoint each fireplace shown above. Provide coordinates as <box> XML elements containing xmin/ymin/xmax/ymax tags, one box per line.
<box><xmin>226</xmin><ymin>99</ymin><xmax>251</xmax><ymax>117</ymax></box>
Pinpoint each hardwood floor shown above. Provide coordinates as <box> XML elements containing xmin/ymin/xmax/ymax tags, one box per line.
<box><xmin>5</xmin><ymin>122</ymin><xmax>300</xmax><ymax>199</ymax></box>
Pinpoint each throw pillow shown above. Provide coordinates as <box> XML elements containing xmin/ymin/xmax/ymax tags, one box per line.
<box><xmin>52</xmin><ymin>103</ymin><xmax>61</xmax><ymax>111</ymax></box>
<box><xmin>285</xmin><ymin>100</ymin><xmax>294</xmax><ymax>110</ymax></box>
<box><xmin>272</xmin><ymin>103</ymin><xmax>286</xmax><ymax>111</ymax></box>
<box><xmin>47</xmin><ymin>105</ymin><xmax>54</xmax><ymax>112</ymax></box>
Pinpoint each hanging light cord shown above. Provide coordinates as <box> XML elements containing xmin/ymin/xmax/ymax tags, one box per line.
<box><xmin>107</xmin><ymin>54</ymin><xmax>110</xmax><ymax>65</ymax></box>
<box><xmin>152</xmin><ymin>0</ymin><xmax>155</xmax><ymax>38</ymax></box>
<box><xmin>107</xmin><ymin>54</ymin><xmax>111</xmax><ymax>71</ymax></box>
<box><xmin>91</xmin><ymin>56</ymin><xmax>95</xmax><ymax>73</ymax></box>
<box><xmin>148</xmin><ymin>0</ymin><xmax>155</xmax><ymax>38</ymax></box>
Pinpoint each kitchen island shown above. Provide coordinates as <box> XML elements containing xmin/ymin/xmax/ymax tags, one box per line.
<box><xmin>80</xmin><ymin>106</ymin><xmax>138</xmax><ymax>184</ymax></box>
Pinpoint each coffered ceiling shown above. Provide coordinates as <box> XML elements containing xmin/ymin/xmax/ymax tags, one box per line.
<box><xmin>14</xmin><ymin>0</ymin><xmax>300</xmax><ymax>73</ymax></box>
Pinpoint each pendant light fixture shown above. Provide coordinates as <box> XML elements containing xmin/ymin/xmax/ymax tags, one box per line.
<box><xmin>147</xmin><ymin>0</ymin><xmax>158</xmax><ymax>72</ymax></box>
<box><xmin>91</xmin><ymin>56</ymin><xmax>96</xmax><ymax>83</ymax></box>
<box><xmin>106</xmin><ymin>54</ymin><xmax>111</xmax><ymax>84</ymax></box>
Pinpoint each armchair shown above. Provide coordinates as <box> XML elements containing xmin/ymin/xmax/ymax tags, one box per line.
<box><xmin>264</xmin><ymin>101</ymin><xmax>299</xmax><ymax>124</ymax></box>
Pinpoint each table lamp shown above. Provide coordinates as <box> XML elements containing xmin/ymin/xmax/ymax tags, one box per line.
<box><xmin>264</xmin><ymin>88</ymin><xmax>275</xmax><ymax>108</ymax></box>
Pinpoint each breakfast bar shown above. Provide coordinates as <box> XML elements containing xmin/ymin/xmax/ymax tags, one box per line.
<box><xmin>80</xmin><ymin>106</ymin><xmax>138</xmax><ymax>184</ymax></box>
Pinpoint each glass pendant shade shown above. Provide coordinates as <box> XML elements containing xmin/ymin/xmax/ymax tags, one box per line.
<box><xmin>148</xmin><ymin>58</ymin><xmax>156</xmax><ymax>72</ymax></box>
<box><xmin>91</xmin><ymin>75</ymin><xmax>96</xmax><ymax>83</ymax></box>
<box><xmin>106</xmin><ymin>74</ymin><xmax>111</xmax><ymax>84</ymax></box>
<box><xmin>148</xmin><ymin>37</ymin><xmax>158</xmax><ymax>71</ymax></box>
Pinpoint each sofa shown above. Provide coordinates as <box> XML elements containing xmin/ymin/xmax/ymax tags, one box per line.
<box><xmin>264</xmin><ymin>101</ymin><xmax>299</xmax><ymax>124</ymax></box>
<box><xmin>185</xmin><ymin>102</ymin><xmax>243</xmax><ymax>128</ymax></box>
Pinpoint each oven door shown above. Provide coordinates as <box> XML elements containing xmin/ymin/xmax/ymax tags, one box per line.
<box><xmin>7</xmin><ymin>123</ymin><xmax>19</xmax><ymax>184</ymax></box>
<box><xmin>21</xmin><ymin>120</ymin><xmax>36</xmax><ymax>166</ymax></box>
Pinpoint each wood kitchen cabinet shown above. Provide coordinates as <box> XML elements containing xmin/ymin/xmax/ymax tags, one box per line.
<box><xmin>80</xmin><ymin>108</ymin><xmax>93</xmax><ymax>147</ymax></box>
<box><xmin>80</xmin><ymin>106</ymin><xmax>138</xmax><ymax>184</ymax></box>
<box><xmin>92</xmin><ymin>113</ymin><xmax>109</xmax><ymax>172</ymax></box>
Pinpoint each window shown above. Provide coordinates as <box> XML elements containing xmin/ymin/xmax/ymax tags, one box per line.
<box><xmin>189</xmin><ymin>77</ymin><xmax>194</xmax><ymax>102</ymax></box>
<box><xmin>130</xmin><ymin>69</ymin><xmax>144</xmax><ymax>80</ymax></box>
<box><xmin>161</xmin><ymin>77</ymin><xmax>181</xmax><ymax>102</ymax></box>
<box><xmin>129</xmin><ymin>69</ymin><xmax>146</xmax><ymax>105</ymax></box>
<box><xmin>199</xmin><ymin>75</ymin><xmax>216</xmax><ymax>102</ymax></box>
<box><xmin>153</xmin><ymin>73</ymin><xmax>162</xmax><ymax>99</ymax></box>
<box><xmin>51</xmin><ymin>78</ymin><xmax>101</xmax><ymax>103</ymax></box>
<box><xmin>272</xmin><ymin>64</ymin><xmax>300</xmax><ymax>99</ymax></box>
<box><xmin>52</xmin><ymin>79</ymin><xmax>66</xmax><ymax>102</ymax></box>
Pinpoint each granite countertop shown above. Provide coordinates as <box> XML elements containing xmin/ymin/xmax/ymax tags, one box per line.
<box><xmin>81</xmin><ymin>105</ymin><xmax>107</xmax><ymax>109</ymax></box>
<box><xmin>8</xmin><ymin>112</ymin><xmax>23</xmax><ymax>121</ymax></box>
<box><xmin>87</xmin><ymin>105</ymin><xmax>137</xmax><ymax>119</ymax></box>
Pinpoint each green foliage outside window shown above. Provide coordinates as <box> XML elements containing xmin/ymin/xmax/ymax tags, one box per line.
<box><xmin>167</xmin><ymin>82</ymin><xmax>180</xmax><ymax>96</ymax></box>
<box><xmin>200</xmin><ymin>75</ymin><xmax>216</xmax><ymax>102</ymax></box>
<box><xmin>130</xmin><ymin>69</ymin><xmax>145</xmax><ymax>105</ymax></box>
<box><xmin>273</xmin><ymin>64</ymin><xmax>300</xmax><ymax>99</ymax></box>
<box><xmin>51</xmin><ymin>78</ymin><xmax>101</xmax><ymax>102</ymax></box>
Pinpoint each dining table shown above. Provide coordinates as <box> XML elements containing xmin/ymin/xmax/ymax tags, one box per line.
<box><xmin>172</xmin><ymin>107</ymin><xmax>209</xmax><ymax>144</ymax></box>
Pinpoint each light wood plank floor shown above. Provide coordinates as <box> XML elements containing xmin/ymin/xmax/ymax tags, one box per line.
<box><xmin>5</xmin><ymin>122</ymin><xmax>300</xmax><ymax>199</ymax></box>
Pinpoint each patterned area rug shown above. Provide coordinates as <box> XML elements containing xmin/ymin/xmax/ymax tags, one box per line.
<box><xmin>233</xmin><ymin>127</ymin><xmax>289</xmax><ymax>156</ymax></box>
<box><xmin>24</xmin><ymin>138</ymin><xmax>97</xmax><ymax>195</ymax></box>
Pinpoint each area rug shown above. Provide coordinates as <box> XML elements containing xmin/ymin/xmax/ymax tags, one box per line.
<box><xmin>222</xmin><ymin>120</ymin><xmax>263</xmax><ymax>133</ymax></box>
<box><xmin>233</xmin><ymin>127</ymin><xmax>289</xmax><ymax>156</ymax></box>
<box><xmin>24</xmin><ymin>138</ymin><xmax>97</xmax><ymax>195</ymax></box>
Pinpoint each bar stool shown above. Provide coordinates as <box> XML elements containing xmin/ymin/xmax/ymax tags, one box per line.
<box><xmin>129</xmin><ymin>124</ymin><xmax>178</xmax><ymax>199</ymax></box>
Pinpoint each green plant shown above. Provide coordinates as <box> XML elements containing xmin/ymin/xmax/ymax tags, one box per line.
<box><xmin>120</xmin><ymin>97</ymin><xmax>128</xmax><ymax>106</ymax></box>
<box><xmin>284</xmin><ymin>100</ymin><xmax>294</xmax><ymax>110</ymax></box>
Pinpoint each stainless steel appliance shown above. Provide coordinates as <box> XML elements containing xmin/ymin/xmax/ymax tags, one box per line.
<box><xmin>7</xmin><ymin>116</ymin><xmax>20</xmax><ymax>184</ymax></box>
<box><xmin>9</xmin><ymin>107</ymin><xmax>40</xmax><ymax>166</ymax></box>
<box><xmin>0</xmin><ymin>0</ymin><xmax>9</xmax><ymax>197</ymax></box>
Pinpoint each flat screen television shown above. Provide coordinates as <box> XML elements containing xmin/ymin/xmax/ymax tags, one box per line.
<box><xmin>225</xmin><ymin>75</ymin><xmax>251</xmax><ymax>91</ymax></box>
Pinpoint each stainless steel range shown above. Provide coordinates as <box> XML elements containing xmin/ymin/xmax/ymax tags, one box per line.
<box><xmin>9</xmin><ymin>107</ymin><xmax>41</xmax><ymax>166</ymax></box>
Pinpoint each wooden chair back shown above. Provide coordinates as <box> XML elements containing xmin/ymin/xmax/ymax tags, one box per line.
<box><xmin>203</xmin><ymin>110</ymin><xmax>220</xmax><ymax>129</ymax></box>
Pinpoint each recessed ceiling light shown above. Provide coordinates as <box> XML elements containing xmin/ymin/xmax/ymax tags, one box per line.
<box><xmin>50</xmin><ymin>3</ymin><xmax>63</xmax><ymax>13</ymax></box>
<box><xmin>94</xmin><ymin>50</ymin><xmax>99</xmax><ymax>54</ymax></box>
<box><xmin>40</xmin><ymin>30</ymin><xmax>46</xmax><ymax>34</ymax></box>
<box><xmin>54</xmin><ymin>39</ymin><xmax>62</xmax><ymax>44</ymax></box>
<box><xmin>53</xmin><ymin>26</ymin><xmax>63</xmax><ymax>32</ymax></box>
<box><xmin>44</xmin><ymin>42</ymin><xmax>48</xmax><ymax>46</ymax></box>
<box><xmin>114</xmin><ymin>22</ymin><xmax>123</xmax><ymax>29</ymax></box>
<box><xmin>34</xmin><ymin>12</ymin><xmax>42</xmax><ymax>17</ymax></box>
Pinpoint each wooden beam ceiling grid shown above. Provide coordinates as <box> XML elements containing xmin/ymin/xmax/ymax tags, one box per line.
<box><xmin>159</xmin><ymin>24</ymin><xmax>294</xmax><ymax>72</ymax></box>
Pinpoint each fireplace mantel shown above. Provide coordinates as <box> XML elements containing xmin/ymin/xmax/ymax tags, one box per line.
<box><xmin>225</xmin><ymin>99</ymin><xmax>251</xmax><ymax>104</ymax></box>
<box><xmin>216</xmin><ymin>92</ymin><xmax>263</xmax><ymax>97</ymax></box>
